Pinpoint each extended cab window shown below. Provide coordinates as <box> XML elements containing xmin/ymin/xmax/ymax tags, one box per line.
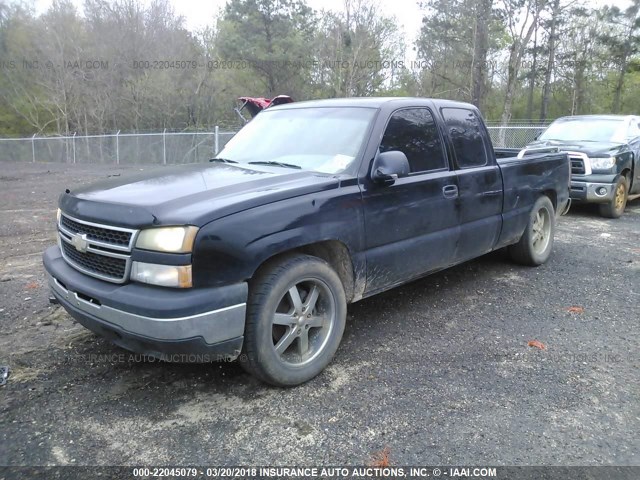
<box><xmin>442</xmin><ymin>108</ymin><xmax>488</xmax><ymax>168</ymax></box>
<box><xmin>379</xmin><ymin>108</ymin><xmax>446</xmax><ymax>173</ymax></box>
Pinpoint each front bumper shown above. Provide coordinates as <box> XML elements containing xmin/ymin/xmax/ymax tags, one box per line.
<box><xmin>43</xmin><ymin>246</ymin><xmax>247</xmax><ymax>360</ymax></box>
<box><xmin>570</xmin><ymin>179</ymin><xmax>616</xmax><ymax>204</ymax></box>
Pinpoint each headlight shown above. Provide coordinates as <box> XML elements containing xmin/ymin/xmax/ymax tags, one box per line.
<box><xmin>130</xmin><ymin>261</ymin><xmax>192</xmax><ymax>288</ymax></box>
<box><xmin>56</xmin><ymin>208</ymin><xmax>61</xmax><ymax>222</ymax></box>
<box><xmin>589</xmin><ymin>157</ymin><xmax>616</xmax><ymax>170</ymax></box>
<box><xmin>135</xmin><ymin>226</ymin><xmax>198</xmax><ymax>253</ymax></box>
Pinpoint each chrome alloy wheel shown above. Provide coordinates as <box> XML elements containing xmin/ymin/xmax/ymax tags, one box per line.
<box><xmin>531</xmin><ymin>207</ymin><xmax>551</xmax><ymax>255</ymax></box>
<box><xmin>614</xmin><ymin>182</ymin><xmax>626</xmax><ymax>211</ymax></box>
<box><xmin>270</xmin><ymin>278</ymin><xmax>336</xmax><ymax>366</ymax></box>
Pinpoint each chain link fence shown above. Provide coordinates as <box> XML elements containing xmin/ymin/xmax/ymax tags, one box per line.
<box><xmin>485</xmin><ymin>123</ymin><xmax>548</xmax><ymax>148</ymax></box>
<box><xmin>0</xmin><ymin>124</ymin><xmax>547</xmax><ymax>164</ymax></box>
<box><xmin>0</xmin><ymin>130</ymin><xmax>237</xmax><ymax>165</ymax></box>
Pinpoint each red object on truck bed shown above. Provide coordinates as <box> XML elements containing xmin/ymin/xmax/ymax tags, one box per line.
<box><xmin>236</xmin><ymin>95</ymin><xmax>294</xmax><ymax>120</ymax></box>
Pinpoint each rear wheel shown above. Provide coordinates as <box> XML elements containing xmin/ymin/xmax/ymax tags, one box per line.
<box><xmin>599</xmin><ymin>177</ymin><xmax>628</xmax><ymax>219</ymax></box>
<box><xmin>509</xmin><ymin>196</ymin><xmax>555</xmax><ymax>266</ymax></box>
<box><xmin>240</xmin><ymin>254</ymin><xmax>347</xmax><ymax>387</ymax></box>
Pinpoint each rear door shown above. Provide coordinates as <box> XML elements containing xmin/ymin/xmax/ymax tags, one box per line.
<box><xmin>361</xmin><ymin>107</ymin><xmax>460</xmax><ymax>294</ymax></box>
<box><xmin>440</xmin><ymin>107</ymin><xmax>503</xmax><ymax>262</ymax></box>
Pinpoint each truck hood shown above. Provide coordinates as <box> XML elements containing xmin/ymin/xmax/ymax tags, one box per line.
<box><xmin>526</xmin><ymin>139</ymin><xmax>628</xmax><ymax>157</ymax></box>
<box><xmin>59</xmin><ymin>163</ymin><xmax>341</xmax><ymax>228</ymax></box>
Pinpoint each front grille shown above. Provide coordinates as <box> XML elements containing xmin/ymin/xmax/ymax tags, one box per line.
<box><xmin>60</xmin><ymin>215</ymin><xmax>132</xmax><ymax>247</ymax></box>
<box><xmin>58</xmin><ymin>213</ymin><xmax>137</xmax><ymax>283</ymax></box>
<box><xmin>570</xmin><ymin>158</ymin><xmax>586</xmax><ymax>175</ymax></box>
<box><xmin>566</xmin><ymin>152</ymin><xmax>591</xmax><ymax>176</ymax></box>
<box><xmin>61</xmin><ymin>240</ymin><xmax>127</xmax><ymax>280</ymax></box>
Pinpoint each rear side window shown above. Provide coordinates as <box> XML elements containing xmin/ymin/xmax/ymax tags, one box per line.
<box><xmin>379</xmin><ymin>108</ymin><xmax>446</xmax><ymax>173</ymax></box>
<box><xmin>441</xmin><ymin>108</ymin><xmax>488</xmax><ymax>168</ymax></box>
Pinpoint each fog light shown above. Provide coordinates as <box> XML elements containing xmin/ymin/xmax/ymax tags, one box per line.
<box><xmin>596</xmin><ymin>187</ymin><xmax>607</xmax><ymax>196</ymax></box>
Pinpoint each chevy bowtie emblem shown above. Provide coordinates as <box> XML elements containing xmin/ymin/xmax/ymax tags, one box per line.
<box><xmin>71</xmin><ymin>233</ymin><xmax>89</xmax><ymax>253</ymax></box>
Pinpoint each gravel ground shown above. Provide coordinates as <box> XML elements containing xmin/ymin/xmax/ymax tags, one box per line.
<box><xmin>0</xmin><ymin>161</ymin><xmax>638</xmax><ymax>467</ymax></box>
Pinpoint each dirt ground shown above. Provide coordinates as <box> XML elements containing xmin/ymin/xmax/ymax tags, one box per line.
<box><xmin>0</xmin><ymin>161</ymin><xmax>638</xmax><ymax>467</ymax></box>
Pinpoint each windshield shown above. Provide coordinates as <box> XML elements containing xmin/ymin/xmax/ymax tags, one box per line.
<box><xmin>539</xmin><ymin>118</ymin><xmax>625</xmax><ymax>143</ymax></box>
<box><xmin>216</xmin><ymin>107</ymin><xmax>376</xmax><ymax>174</ymax></box>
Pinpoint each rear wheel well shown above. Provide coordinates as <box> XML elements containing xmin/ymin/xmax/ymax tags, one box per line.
<box><xmin>542</xmin><ymin>189</ymin><xmax>557</xmax><ymax>211</ymax></box>
<box><xmin>253</xmin><ymin>240</ymin><xmax>355</xmax><ymax>302</ymax></box>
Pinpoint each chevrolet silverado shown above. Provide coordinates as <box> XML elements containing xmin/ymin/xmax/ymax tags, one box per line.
<box><xmin>44</xmin><ymin>98</ymin><xmax>570</xmax><ymax>386</ymax></box>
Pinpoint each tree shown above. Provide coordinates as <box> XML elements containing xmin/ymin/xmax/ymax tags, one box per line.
<box><xmin>216</xmin><ymin>0</ymin><xmax>316</xmax><ymax>98</ymax></box>
<box><xmin>471</xmin><ymin>0</ymin><xmax>493</xmax><ymax>108</ymax></box>
<box><xmin>416</xmin><ymin>0</ymin><xmax>474</xmax><ymax>99</ymax></box>
<box><xmin>600</xmin><ymin>0</ymin><xmax>640</xmax><ymax>113</ymax></box>
<box><xmin>313</xmin><ymin>0</ymin><xmax>403</xmax><ymax>97</ymax></box>
<box><xmin>498</xmin><ymin>0</ymin><xmax>544</xmax><ymax>129</ymax></box>
<box><xmin>524</xmin><ymin>13</ymin><xmax>541</xmax><ymax>119</ymax></box>
<box><xmin>556</xmin><ymin>7</ymin><xmax>607</xmax><ymax>115</ymax></box>
<box><xmin>539</xmin><ymin>0</ymin><xmax>561</xmax><ymax>121</ymax></box>
<box><xmin>416</xmin><ymin>0</ymin><xmax>503</xmax><ymax>106</ymax></box>
<box><xmin>2</xmin><ymin>0</ymin><xmax>640</xmax><ymax>138</ymax></box>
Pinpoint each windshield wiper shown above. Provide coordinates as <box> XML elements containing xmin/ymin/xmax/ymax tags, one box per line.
<box><xmin>248</xmin><ymin>161</ymin><xmax>301</xmax><ymax>169</ymax></box>
<box><xmin>209</xmin><ymin>157</ymin><xmax>238</xmax><ymax>164</ymax></box>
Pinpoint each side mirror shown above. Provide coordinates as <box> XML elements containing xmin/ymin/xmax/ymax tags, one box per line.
<box><xmin>371</xmin><ymin>150</ymin><xmax>410</xmax><ymax>186</ymax></box>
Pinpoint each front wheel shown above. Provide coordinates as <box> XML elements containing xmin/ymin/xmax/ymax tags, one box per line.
<box><xmin>599</xmin><ymin>177</ymin><xmax>628</xmax><ymax>219</ymax></box>
<box><xmin>240</xmin><ymin>254</ymin><xmax>347</xmax><ymax>387</ymax></box>
<box><xmin>509</xmin><ymin>196</ymin><xmax>556</xmax><ymax>266</ymax></box>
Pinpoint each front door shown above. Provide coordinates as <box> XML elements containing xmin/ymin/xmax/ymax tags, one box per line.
<box><xmin>626</xmin><ymin>117</ymin><xmax>640</xmax><ymax>194</ymax></box>
<box><xmin>361</xmin><ymin>107</ymin><xmax>460</xmax><ymax>295</ymax></box>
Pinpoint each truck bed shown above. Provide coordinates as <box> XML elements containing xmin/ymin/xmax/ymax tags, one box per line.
<box><xmin>496</xmin><ymin>152</ymin><xmax>570</xmax><ymax>247</ymax></box>
<box><xmin>494</xmin><ymin>147</ymin><xmax>522</xmax><ymax>159</ymax></box>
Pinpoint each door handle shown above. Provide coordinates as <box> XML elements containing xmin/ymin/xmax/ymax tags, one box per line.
<box><xmin>442</xmin><ymin>185</ymin><xmax>458</xmax><ymax>198</ymax></box>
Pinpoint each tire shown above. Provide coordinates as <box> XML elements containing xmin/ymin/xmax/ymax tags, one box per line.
<box><xmin>509</xmin><ymin>196</ymin><xmax>555</xmax><ymax>266</ymax></box>
<box><xmin>599</xmin><ymin>177</ymin><xmax>628</xmax><ymax>219</ymax></box>
<box><xmin>240</xmin><ymin>254</ymin><xmax>347</xmax><ymax>387</ymax></box>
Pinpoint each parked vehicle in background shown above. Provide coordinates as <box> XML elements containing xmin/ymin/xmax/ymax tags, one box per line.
<box><xmin>43</xmin><ymin>98</ymin><xmax>570</xmax><ymax>387</ymax></box>
<box><xmin>520</xmin><ymin>115</ymin><xmax>640</xmax><ymax>218</ymax></box>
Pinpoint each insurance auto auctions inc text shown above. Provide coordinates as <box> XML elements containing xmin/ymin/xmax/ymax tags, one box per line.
<box><xmin>256</xmin><ymin>467</ymin><xmax>497</xmax><ymax>478</ymax></box>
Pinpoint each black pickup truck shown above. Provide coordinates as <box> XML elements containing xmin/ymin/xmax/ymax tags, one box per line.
<box><xmin>520</xmin><ymin>115</ymin><xmax>640</xmax><ymax>218</ymax></box>
<box><xmin>43</xmin><ymin>98</ymin><xmax>570</xmax><ymax>386</ymax></box>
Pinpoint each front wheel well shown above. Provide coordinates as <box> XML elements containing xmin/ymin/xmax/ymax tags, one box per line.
<box><xmin>252</xmin><ymin>240</ymin><xmax>356</xmax><ymax>302</ymax></box>
<box><xmin>621</xmin><ymin>168</ymin><xmax>632</xmax><ymax>184</ymax></box>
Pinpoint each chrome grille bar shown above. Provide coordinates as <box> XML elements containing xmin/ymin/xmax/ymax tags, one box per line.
<box><xmin>57</xmin><ymin>213</ymin><xmax>138</xmax><ymax>284</ymax></box>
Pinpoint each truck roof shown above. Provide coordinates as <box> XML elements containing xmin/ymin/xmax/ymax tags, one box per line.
<box><xmin>268</xmin><ymin>96</ymin><xmax>478</xmax><ymax>111</ymax></box>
